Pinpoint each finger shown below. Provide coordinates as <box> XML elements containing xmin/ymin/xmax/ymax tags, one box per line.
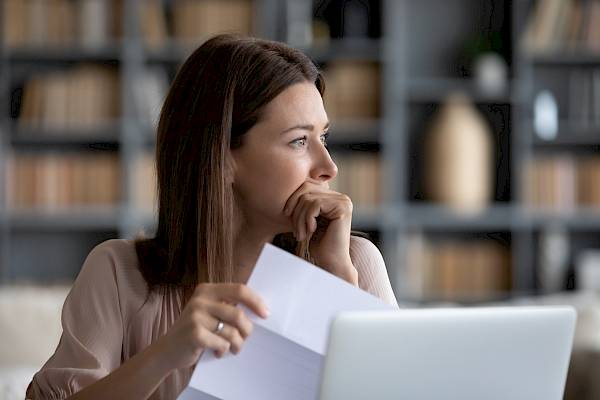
<box><xmin>305</xmin><ymin>202</ymin><xmax>321</xmax><ymax>238</ymax></box>
<box><xmin>190</xmin><ymin>302</ymin><xmax>221</xmax><ymax>329</ymax></box>
<box><xmin>215</xmin><ymin>323</ymin><xmax>245</xmax><ymax>355</ymax></box>
<box><xmin>190</xmin><ymin>310</ymin><xmax>238</xmax><ymax>358</ymax></box>
<box><xmin>284</xmin><ymin>181</ymin><xmax>319</xmax><ymax>216</ymax></box>
<box><xmin>214</xmin><ymin>283</ymin><xmax>270</xmax><ymax>319</ymax></box>
<box><xmin>291</xmin><ymin>193</ymin><xmax>310</xmax><ymax>240</ymax></box>
<box><xmin>295</xmin><ymin>197</ymin><xmax>317</xmax><ymax>241</ymax></box>
<box><xmin>205</xmin><ymin>301</ymin><xmax>253</xmax><ymax>338</ymax></box>
<box><xmin>283</xmin><ymin>181</ymin><xmax>313</xmax><ymax>216</ymax></box>
<box><xmin>310</xmin><ymin>193</ymin><xmax>351</xmax><ymax>221</ymax></box>
<box><xmin>195</xmin><ymin>326</ymin><xmax>230</xmax><ymax>358</ymax></box>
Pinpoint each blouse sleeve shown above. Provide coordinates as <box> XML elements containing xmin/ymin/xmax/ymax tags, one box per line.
<box><xmin>350</xmin><ymin>235</ymin><xmax>400</xmax><ymax>308</ymax></box>
<box><xmin>26</xmin><ymin>241</ymin><xmax>124</xmax><ymax>399</ymax></box>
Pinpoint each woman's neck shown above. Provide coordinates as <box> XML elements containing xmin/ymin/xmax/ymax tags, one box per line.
<box><xmin>233</xmin><ymin>229</ymin><xmax>276</xmax><ymax>283</ymax></box>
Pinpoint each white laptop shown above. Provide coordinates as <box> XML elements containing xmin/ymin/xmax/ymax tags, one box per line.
<box><xmin>319</xmin><ymin>306</ymin><xmax>576</xmax><ymax>400</ymax></box>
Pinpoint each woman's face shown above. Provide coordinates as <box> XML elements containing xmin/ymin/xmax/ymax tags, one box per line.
<box><xmin>231</xmin><ymin>81</ymin><xmax>338</xmax><ymax>234</ymax></box>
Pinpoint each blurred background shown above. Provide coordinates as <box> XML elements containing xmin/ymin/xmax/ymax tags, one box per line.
<box><xmin>1</xmin><ymin>0</ymin><xmax>600</xmax><ymax>399</ymax></box>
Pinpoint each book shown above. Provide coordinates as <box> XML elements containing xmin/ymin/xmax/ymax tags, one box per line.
<box><xmin>140</xmin><ymin>0</ymin><xmax>168</xmax><ymax>49</ymax></box>
<box><xmin>78</xmin><ymin>0</ymin><xmax>110</xmax><ymax>49</ymax></box>
<box><xmin>133</xmin><ymin>152</ymin><xmax>157</xmax><ymax>213</ymax></box>
<box><xmin>329</xmin><ymin>153</ymin><xmax>381</xmax><ymax>207</ymax></box>
<box><xmin>403</xmin><ymin>234</ymin><xmax>511</xmax><ymax>301</ymax></box>
<box><xmin>2</xmin><ymin>0</ymin><xmax>27</xmax><ymax>48</ymax></box>
<box><xmin>18</xmin><ymin>65</ymin><xmax>120</xmax><ymax>131</ymax></box>
<box><xmin>6</xmin><ymin>153</ymin><xmax>120</xmax><ymax>211</ymax></box>
<box><xmin>173</xmin><ymin>0</ymin><xmax>254</xmax><ymax>46</ymax></box>
<box><xmin>2</xmin><ymin>0</ymin><xmax>119</xmax><ymax>49</ymax></box>
<box><xmin>524</xmin><ymin>156</ymin><xmax>600</xmax><ymax>210</ymax></box>
<box><xmin>523</xmin><ymin>0</ymin><xmax>600</xmax><ymax>53</ymax></box>
<box><xmin>323</xmin><ymin>61</ymin><xmax>380</xmax><ymax>119</ymax></box>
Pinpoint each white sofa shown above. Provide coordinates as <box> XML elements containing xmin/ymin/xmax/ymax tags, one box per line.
<box><xmin>0</xmin><ymin>285</ymin><xmax>69</xmax><ymax>400</ymax></box>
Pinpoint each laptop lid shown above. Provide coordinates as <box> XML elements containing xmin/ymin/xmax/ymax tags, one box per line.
<box><xmin>319</xmin><ymin>306</ymin><xmax>576</xmax><ymax>400</ymax></box>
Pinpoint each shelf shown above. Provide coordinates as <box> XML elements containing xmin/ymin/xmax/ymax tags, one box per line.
<box><xmin>529</xmin><ymin>121</ymin><xmax>600</xmax><ymax>147</ymax></box>
<box><xmin>131</xmin><ymin>206</ymin><xmax>388</xmax><ymax>232</ymax></box>
<box><xmin>402</xmin><ymin>203</ymin><xmax>515</xmax><ymax>230</ymax></box>
<box><xmin>143</xmin><ymin>25</ymin><xmax>380</xmax><ymax>64</ymax></box>
<box><xmin>533</xmin><ymin>135</ymin><xmax>600</xmax><ymax>148</ymax></box>
<box><xmin>298</xmin><ymin>38</ymin><xmax>382</xmax><ymax>62</ymax></box>
<box><xmin>401</xmin><ymin>204</ymin><xmax>600</xmax><ymax>231</ymax></box>
<box><xmin>401</xmin><ymin>79</ymin><xmax>515</xmax><ymax>104</ymax></box>
<box><xmin>127</xmin><ymin>205</ymin><xmax>600</xmax><ymax>233</ymax></box>
<box><xmin>351</xmin><ymin>206</ymin><xmax>388</xmax><ymax>229</ymax></box>
<box><xmin>328</xmin><ymin>119</ymin><xmax>380</xmax><ymax>144</ymax></box>
<box><xmin>3</xmin><ymin>45</ymin><xmax>122</xmax><ymax>63</ymax></box>
<box><xmin>144</xmin><ymin>43</ymin><xmax>190</xmax><ymax>64</ymax></box>
<box><xmin>527</xmin><ymin>52</ymin><xmax>600</xmax><ymax>66</ymax></box>
<box><xmin>6</xmin><ymin>207</ymin><xmax>122</xmax><ymax>231</ymax></box>
<box><xmin>9</xmin><ymin>124</ymin><xmax>121</xmax><ymax>149</ymax></box>
<box><xmin>523</xmin><ymin>208</ymin><xmax>600</xmax><ymax>231</ymax></box>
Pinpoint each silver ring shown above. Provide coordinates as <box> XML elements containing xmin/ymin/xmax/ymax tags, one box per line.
<box><xmin>213</xmin><ymin>320</ymin><xmax>225</xmax><ymax>334</ymax></box>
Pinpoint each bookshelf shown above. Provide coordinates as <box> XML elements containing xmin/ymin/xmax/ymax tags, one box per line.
<box><xmin>513</xmin><ymin>0</ymin><xmax>600</xmax><ymax>299</ymax></box>
<box><xmin>390</xmin><ymin>0</ymin><xmax>599</xmax><ymax>303</ymax></box>
<box><xmin>1</xmin><ymin>0</ymin><xmax>599</xmax><ymax>305</ymax></box>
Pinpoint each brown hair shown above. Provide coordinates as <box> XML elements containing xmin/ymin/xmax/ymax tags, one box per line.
<box><xmin>135</xmin><ymin>34</ymin><xmax>367</xmax><ymax>297</ymax></box>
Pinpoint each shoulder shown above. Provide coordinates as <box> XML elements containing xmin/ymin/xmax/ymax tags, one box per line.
<box><xmin>86</xmin><ymin>238</ymin><xmax>139</xmax><ymax>269</ymax></box>
<box><xmin>73</xmin><ymin>239</ymin><xmax>148</xmax><ymax>314</ymax></box>
<box><xmin>75</xmin><ymin>239</ymin><xmax>140</xmax><ymax>287</ymax></box>
<box><xmin>349</xmin><ymin>235</ymin><xmax>399</xmax><ymax>307</ymax></box>
<box><xmin>349</xmin><ymin>235</ymin><xmax>385</xmax><ymax>266</ymax></box>
<box><xmin>79</xmin><ymin>239</ymin><xmax>143</xmax><ymax>282</ymax></box>
<box><xmin>349</xmin><ymin>234</ymin><xmax>387</xmax><ymax>281</ymax></box>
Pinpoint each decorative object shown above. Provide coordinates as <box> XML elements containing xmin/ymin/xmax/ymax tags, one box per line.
<box><xmin>534</xmin><ymin>90</ymin><xmax>559</xmax><ymax>140</ymax></box>
<box><xmin>424</xmin><ymin>92</ymin><xmax>494</xmax><ymax>214</ymax></box>
<box><xmin>474</xmin><ymin>52</ymin><xmax>508</xmax><ymax>95</ymax></box>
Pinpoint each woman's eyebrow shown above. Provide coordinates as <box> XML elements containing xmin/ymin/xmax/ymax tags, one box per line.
<box><xmin>280</xmin><ymin>121</ymin><xmax>330</xmax><ymax>135</ymax></box>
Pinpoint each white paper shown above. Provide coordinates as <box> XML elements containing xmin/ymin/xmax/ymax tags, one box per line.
<box><xmin>178</xmin><ymin>243</ymin><xmax>395</xmax><ymax>400</ymax></box>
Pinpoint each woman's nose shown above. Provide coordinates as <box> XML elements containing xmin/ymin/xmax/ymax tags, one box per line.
<box><xmin>311</xmin><ymin>144</ymin><xmax>338</xmax><ymax>182</ymax></box>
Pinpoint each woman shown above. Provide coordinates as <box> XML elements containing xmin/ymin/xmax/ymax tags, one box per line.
<box><xmin>26</xmin><ymin>34</ymin><xmax>398</xmax><ymax>400</ymax></box>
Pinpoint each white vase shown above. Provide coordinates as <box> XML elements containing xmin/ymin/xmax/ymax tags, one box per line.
<box><xmin>474</xmin><ymin>52</ymin><xmax>508</xmax><ymax>96</ymax></box>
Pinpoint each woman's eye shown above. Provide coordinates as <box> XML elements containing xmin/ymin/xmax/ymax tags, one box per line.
<box><xmin>290</xmin><ymin>132</ymin><xmax>329</xmax><ymax>148</ymax></box>
<box><xmin>290</xmin><ymin>137</ymin><xmax>307</xmax><ymax>147</ymax></box>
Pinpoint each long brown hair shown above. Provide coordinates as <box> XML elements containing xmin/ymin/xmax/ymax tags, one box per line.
<box><xmin>135</xmin><ymin>34</ymin><xmax>367</xmax><ymax>296</ymax></box>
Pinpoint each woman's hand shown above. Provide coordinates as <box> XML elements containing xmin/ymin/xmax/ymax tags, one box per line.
<box><xmin>283</xmin><ymin>179</ymin><xmax>358</xmax><ymax>285</ymax></box>
<box><xmin>155</xmin><ymin>283</ymin><xmax>270</xmax><ymax>370</ymax></box>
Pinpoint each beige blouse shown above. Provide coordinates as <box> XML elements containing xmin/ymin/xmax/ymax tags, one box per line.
<box><xmin>26</xmin><ymin>236</ymin><xmax>398</xmax><ymax>400</ymax></box>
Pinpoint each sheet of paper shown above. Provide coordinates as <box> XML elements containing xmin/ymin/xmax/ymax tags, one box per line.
<box><xmin>242</xmin><ymin>243</ymin><xmax>396</xmax><ymax>354</ymax></box>
<box><xmin>181</xmin><ymin>324</ymin><xmax>322</xmax><ymax>400</ymax></box>
<box><xmin>179</xmin><ymin>243</ymin><xmax>395</xmax><ymax>400</ymax></box>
